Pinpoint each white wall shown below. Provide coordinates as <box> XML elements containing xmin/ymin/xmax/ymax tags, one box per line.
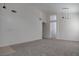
<box><xmin>0</xmin><ymin>3</ymin><xmax>46</xmax><ymax>47</ymax></box>
<box><xmin>56</xmin><ymin>13</ymin><xmax>79</xmax><ymax>41</ymax></box>
<box><xmin>44</xmin><ymin>12</ymin><xmax>79</xmax><ymax>41</ymax></box>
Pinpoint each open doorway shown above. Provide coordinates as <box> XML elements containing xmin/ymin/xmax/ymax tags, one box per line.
<box><xmin>50</xmin><ymin>15</ymin><xmax>56</xmax><ymax>39</ymax></box>
<box><xmin>42</xmin><ymin>22</ymin><xmax>46</xmax><ymax>39</ymax></box>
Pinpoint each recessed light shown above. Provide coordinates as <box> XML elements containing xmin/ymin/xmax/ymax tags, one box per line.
<box><xmin>11</xmin><ymin>10</ymin><xmax>17</xmax><ymax>13</ymax></box>
<box><xmin>2</xmin><ymin>3</ymin><xmax>6</xmax><ymax>9</ymax></box>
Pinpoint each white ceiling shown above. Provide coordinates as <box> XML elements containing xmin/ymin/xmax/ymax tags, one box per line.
<box><xmin>0</xmin><ymin>3</ymin><xmax>79</xmax><ymax>14</ymax></box>
<box><xmin>29</xmin><ymin>3</ymin><xmax>79</xmax><ymax>14</ymax></box>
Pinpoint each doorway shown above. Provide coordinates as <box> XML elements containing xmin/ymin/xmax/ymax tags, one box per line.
<box><xmin>42</xmin><ymin>22</ymin><xmax>46</xmax><ymax>39</ymax></box>
<box><xmin>50</xmin><ymin>15</ymin><xmax>56</xmax><ymax>39</ymax></box>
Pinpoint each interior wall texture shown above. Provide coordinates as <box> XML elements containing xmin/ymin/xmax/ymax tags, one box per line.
<box><xmin>56</xmin><ymin>13</ymin><xmax>79</xmax><ymax>41</ymax></box>
<box><xmin>0</xmin><ymin>3</ymin><xmax>46</xmax><ymax>47</ymax></box>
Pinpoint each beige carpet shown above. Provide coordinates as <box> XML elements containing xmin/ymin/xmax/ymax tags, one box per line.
<box><xmin>0</xmin><ymin>47</ymin><xmax>16</xmax><ymax>56</ymax></box>
<box><xmin>1</xmin><ymin>39</ymin><xmax>79</xmax><ymax>56</ymax></box>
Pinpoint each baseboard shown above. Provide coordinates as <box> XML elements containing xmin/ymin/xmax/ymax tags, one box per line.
<box><xmin>56</xmin><ymin>38</ymin><xmax>79</xmax><ymax>42</ymax></box>
<box><xmin>0</xmin><ymin>39</ymin><xmax>42</xmax><ymax>47</ymax></box>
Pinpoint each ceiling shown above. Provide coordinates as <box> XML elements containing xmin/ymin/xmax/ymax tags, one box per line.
<box><xmin>29</xmin><ymin>3</ymin><xmax>79</xmax><ymax>14</ymax></box>
<box><xmin>0</xmin><ymin>3</ymin><xmax>79</xmax><ymax>14</ymax></box>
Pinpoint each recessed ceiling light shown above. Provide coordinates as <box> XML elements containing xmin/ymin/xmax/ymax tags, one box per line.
<box><xmin>2</xmin><ymin>3</ymin><xmax>6</xmax><ymax>9</ymax></box>
<box><xmin>11</xmin><ymin>10</ymin><xmax>17</xmax><ymax>13</ymax></box>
